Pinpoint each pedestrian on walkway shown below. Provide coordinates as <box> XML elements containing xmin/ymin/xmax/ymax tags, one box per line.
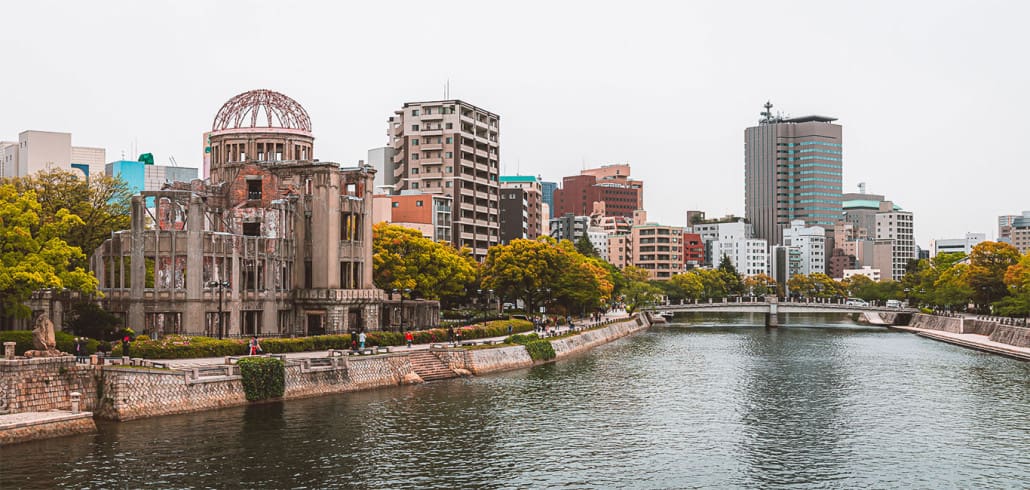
<box><xmin>405</xmin><ymin>331</ymin><xmax>414</xmax><ymax>348</ymax></box>
<box><xmin>455</xmin><ymin>328</ymin><xmax>462</xmax><ymax>345</ymax></box>
<box><xmin>248</xmin><ymin>335</ymin><xmax>262</xmax><ymax>356</ymax></box>
<box><xmin>74</xmin><ymin>337</ymin><xmax>83</xmax><ymax>363</ymax></box>
<box><xmin>507</xmin><ymin>323</ymin><xmax>513</xmax><ymax>336</ymax></box>
<box><xmin>448</xmin><ymin>326</ymin><xmax>455</xmax><ymax>345</ymax></box>
<box><xmin>121</xmin><ymin>334</ymin><xmax>131</xmax><ymax>358</ymax></box>
<box><xmin>359</xmin><ymin>331</ymin><xmax>367</xmax><ymax>350</ymax></box>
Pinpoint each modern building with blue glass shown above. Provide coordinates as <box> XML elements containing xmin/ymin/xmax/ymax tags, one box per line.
<box><xmin>745</xmin><ymin>102</ymin><xmax>842</xmax><ymax>246</ymax></box>
<box><xmin>106</xmin><ymin>159</ymin><xmax>198</xmax><ymax>196</ymax></box>
<box><xmin>540</xmin><ymin>180</ymin><xmax>557</xmax><ymax>219</ymax></box>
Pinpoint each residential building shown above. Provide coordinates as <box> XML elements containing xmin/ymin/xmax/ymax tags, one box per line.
<box><xmin>711</xmin><ymin>238</ymin><xmax>769</xmax><ymax>277</ymax></box>
<box><xmin>92</xmin><ymin>90</ymin><xmax>393</xmax><ymax>338</ymax></box>
<box><xmin>683</xmin><ymin>233</ymin><xmax>704</xmax><ymax>269</ymax></box>
<box><xmin>376</xmin><ymin>192</ymin><xmax>453</xmax><ymax>243</ymax></box>
<box><xmin>388</xmin><ymin>100</ymin><xmax>500</xmax><ymax>260</ymax></box>
<box><xmin>630</xmin><ymin>211</ymin><xmax>684</xmax><ymax>280</ymax></box>
<box><xmin>854</xmin><ymin>239</ymin><xmax>895</xmax><ymax>282</ymax></box>
<box><xmin>843</xmin><ymin>266</ymin><xmax>881</xmax><ymax>282</ymax></box>
<box><xmin>827</xmin><ymin>248</ymin><xmax>856</xmax><ymax>280</ymax></box>
<box><xmin>874</xmin><ymin>201</ymin><xmax>915</xmax><ymax>281</ymax></box>
<box><xmin>1005</xmin><ymin>211</ymin><xmax>1030</xmax><ymax>254</ymax></box>
<box><xmin>1</xmin><ymin>130</ymin><xmax>106</xmax><ymax>179</ymax></box>
<box><xmin>782</xmin><ymin>219</ymin><xmax>826</xmax><ymax>275</ymax></box>
<box><xmin>770</xmin><ymin>245</ymin><xmax>802</xmax><ymax>287</ymax></box>
<box><xmin>745</xmin><ymin>102</ymin><xmax>842</xmax><ymax>246</ymax></box>
<box><xmin>929</xmin><ymin>233</ymin><xmax>986</xmax><ymax>258</ymax></box>
<box><xmin>106</xmin><ymin>160</ymin><xmax>199</xmax><ymax>196</ymax></box>
<box><xmin>500</xmin><ymin>175</ymin><xmax>544</xmax><ymax>242</ymax></box>
<box><xmin>553</xmin><ymin>164</ymin><xmax>643</xmax><ymax>218</ymax></box>
<box><xmin>691</xmin><ymin>218</ymin><xmax>752</xmax><ymax>267</ymax></box>
<box><xmin>608</xmin><ymin>234</ymin><xmax>631</xmax><ymax>268</ymax></box>
<box><xmin>588</xmin><ymin>227</ymin><xmax>608</xmax><ymax>259</ymax></box>
<box><xmin>549</xmin><ymin>213</ymin><xmax>590</xmax><ymax>242</ymax></box>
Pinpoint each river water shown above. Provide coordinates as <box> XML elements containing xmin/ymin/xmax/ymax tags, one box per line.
<box><xmin>2</xmin><ymin>314</ymin><xmax>1028</xmax><ymax>489</ymax></box>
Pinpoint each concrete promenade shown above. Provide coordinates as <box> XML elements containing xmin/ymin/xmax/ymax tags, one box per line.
<box><xmin>157</xmin><ymin>311</ymin><xmax>630</xmax><ymax>369</ymax></box>
<box><xmin>892</xmin><ymin>321</ymin><xmax>1030</xmax><ymax>361</ymax></box>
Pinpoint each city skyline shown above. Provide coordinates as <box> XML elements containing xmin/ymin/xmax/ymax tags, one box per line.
<box><xmin>1</xmin><ymin>1</ymin><xmax>1027</xmax><ymax>247</ymax></box>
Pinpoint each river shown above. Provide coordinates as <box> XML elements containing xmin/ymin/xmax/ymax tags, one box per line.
<box><xmin>2</xmin><ymin>314</ymin><xmax>1028</xmax><ymax>488</ymax></box>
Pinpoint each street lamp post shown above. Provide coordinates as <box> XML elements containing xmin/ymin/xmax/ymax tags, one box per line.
<box><xmin>207</xmin><ymin>280</ymin><xmax>230</xmax><ymax>339</ymax></box>
<box><xmin>477</xmin><ymin>289</ymin><xmax>493</xmax><ymax>325</ymax></box>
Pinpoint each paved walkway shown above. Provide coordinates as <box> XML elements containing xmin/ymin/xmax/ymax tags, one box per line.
<box><xmin>893</xmin><ymin>325</ymin><xmax>1030</xmax><ymax>361</ymax></box>
<box><xmin>158</xmin><ymin>311</ymin><xmax>630</xmax><ymax>369</ymax></box>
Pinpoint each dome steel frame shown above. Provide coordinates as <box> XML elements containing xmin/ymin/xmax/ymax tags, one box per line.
<box><xmin>212</xmin><ymin>89</ymin><xmax>312</xmax><ymax>133</ymax></box>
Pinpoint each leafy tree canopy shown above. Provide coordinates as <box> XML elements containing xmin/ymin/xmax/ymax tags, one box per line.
<box><xmin>372</xmin><ymin>223</ymin><xmax>477</xmax><ymax>302</ymax></box>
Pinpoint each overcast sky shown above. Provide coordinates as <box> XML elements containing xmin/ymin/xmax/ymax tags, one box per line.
<box><xmin>2</xmin><ymin>0</ymin><xmax>1027</xmax><ymax>247</ymax></box>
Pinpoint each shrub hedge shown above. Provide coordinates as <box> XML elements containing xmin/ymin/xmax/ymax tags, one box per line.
<box><xmin>525</xmin><ymin>339</ymin><xmax>556</xmax><ymax>361</ymax></box>
<box><xmin>102</xmin><ymin>319</ymin><xmax>535</xmax><ymax>360</ymax></box>
<box><xmin>505</xmin><ymin>333</ymin><xmax>540</xmax><ymax>345</ymax></box>
<box><xmin>0</xmin><ymin>331</ymin><xmax>99</xmax><ymax>356</ymax></box>
<box><xmin>238</xmin><ymin>357</ymin><xmax>285</xmax><ymax>401</ymax></box>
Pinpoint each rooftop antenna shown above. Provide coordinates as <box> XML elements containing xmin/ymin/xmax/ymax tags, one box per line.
<box><xmin>169</xmin><ymin>155</ymin><xmax>179</xmax><ymax>167</ymax></box>
<box><xmin>858</xmin><ymin>182</ymin><xmax>866</xmax><ymax>194</ymax></box>
<box><xmin>760</xmin><ymin>101</ymin><xmax>773</xmax><ymax>123</ymax></box>
<box><xmin>444</xmin><ymin>79</ymin><xmax>450</xmax><ymax>99</ymax></box>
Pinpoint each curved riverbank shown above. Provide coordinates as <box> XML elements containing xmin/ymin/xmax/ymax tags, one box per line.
<box><xmin>0</xmin><ymin>314</ymin><xmax>651</xmax><ymax>444</ymax></box>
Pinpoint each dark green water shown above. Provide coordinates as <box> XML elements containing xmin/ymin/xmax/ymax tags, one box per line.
<box><xmin>2</xmin><ymin>314</ymin><xmax>1028</xmax><ymax>488</ymax></box>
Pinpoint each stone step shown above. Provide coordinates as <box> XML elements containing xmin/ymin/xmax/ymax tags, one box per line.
<box><xmin>408</xmin><ymin>352</ymin><xmax>458</xmax><ymax>381</ymax></box>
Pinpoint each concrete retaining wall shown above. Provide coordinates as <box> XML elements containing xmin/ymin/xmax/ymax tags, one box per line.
<box><xmin>0</xmin><ymin>413</ymin><xmax>96</xmax><ymax>446</ymax></box>
<box><xmin>96</xmin><ymin>355</ymin><xmax>417</xmax><ymax>421</ymax></box>
<box><xmin>989</xmin><ymin>324</ymin><xmax>1030</xmax><ymax>348</ymax></box>
<box><xmin>908</xmin><ymin>314</ymin><xmax>964</xmax><ymax>333</ymax></box>
<box><xmin>467</xmin><ymin>345</ymin><xmax>534</xmax><ymax>374</ymax></box>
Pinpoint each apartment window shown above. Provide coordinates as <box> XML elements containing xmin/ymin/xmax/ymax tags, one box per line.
<box><xmin>411</xmin><ymin>182</ymin><xmax>419</xmax><ymax>189</ymax></box>
<box><xmin>445</xmin><ymin>137</ymin><xmax>453</xmax><ymax>144</ymax></box>
<box><xmin>412</xmin><ymin>139</ymin><xmax>420</xmax><ymax>146</ymax></box>
<box><xmin>412</xmin><ymin>109</ymin><xmax>419</xmax><ymax>116</ymax></box>
<box><xmin>445</xmin><ymin>152</ymin><xmax>453</xmax><ymax>158</ymax></box>
<box><xmin>445</xmin><ymin>166</ymin><xmax>452</xmax><ymax>173</ymax></box>
<box><xmin>392</xmin><ymin>202</ymin><xmax>399</xmax><ymax>208</ymax></box>
<box><xmin>416</xmin><ymin>200</ymin><xmax>424</xmax><ymax>207</ymax></box>
<box><xmin>412</xmin><ymin>153</ymin><xmax>419</xmax><ymax>160</ymax></box>
<box><xmin>446</xmin><ymin>181</ymin><xmax>453</xmax><ymax>188</ymax></box>
<box><xmin>412</xmin><ymin>124</ymin><xmax>420</xmax><ymax>131</ymax></box>
<box><xmin>445</xmin><ymin>123</ymin><xmax>453</xmax><ymax>129</ymax></box>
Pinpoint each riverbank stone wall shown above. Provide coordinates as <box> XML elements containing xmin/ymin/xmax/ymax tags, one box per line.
<box><xmin>0</xmin><ymin>356</ymin><xmax>96</xmax><ymax>415</ymax></box>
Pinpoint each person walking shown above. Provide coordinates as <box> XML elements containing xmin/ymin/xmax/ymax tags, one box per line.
<box><xmin>455</xmin><ymin>328</ymin><xmax>462</xmax><ymax>345</ymax></box>
<box><xmin>507</xmin><ymin>323</ymin><xmax>513</xmax><ymax>336</ymax></box>
<box><xmin>447</xmin><ymin>326</ymin><xmax>455</xmax><ymax>345</ymax></box>
<box><xmin>74</xmin><ymin>337</ymin><xmax>83</xmax><ymax>363</ymax></box>
<box><xmin>405</xmin><ymin>331</ymin><xmax>414</xmax><ymax>348</ymax></box>
<box><xmin>248</xmin><ymin>335</ymin><xmax>262</xmax><ymax>356</ymax></box>
<box><xmin>358</xmin><ymin>331</ymin><xmax>367</xmax><ymax>350</ymax></box>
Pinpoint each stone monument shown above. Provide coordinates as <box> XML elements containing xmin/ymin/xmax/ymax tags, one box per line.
<box><xmin>23</xmin><ymin>311</ymin><xmax>65</xmax><ymax>357</ymax></box>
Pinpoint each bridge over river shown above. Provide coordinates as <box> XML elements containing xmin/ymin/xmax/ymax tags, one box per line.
<box><xmin>648</xmin><ymin>299</ymin><xmax>918</xmax><ymax>326</ymax></box>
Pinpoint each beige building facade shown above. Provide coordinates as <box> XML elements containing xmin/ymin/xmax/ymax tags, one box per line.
<box><xmin>388</xmin><ymin>100</ymin><xmax>500</xmax><ymax>260</ymax></box>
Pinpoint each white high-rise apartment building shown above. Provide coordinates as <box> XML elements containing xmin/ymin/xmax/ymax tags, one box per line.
<box><xmin>875</xmin><ymin>202</ymin><xmax>915</xmax><ymax>281</ymax></box>
<box><xmin>782</xmin><ymin>220</ymin><xmax>826</xmax><ymax>275</ymax></box>
<box><xmin>711</xmin><ymin>238</ymin><xmax>769</xmax><ymax>277</ymax></box>
<box><xmin>388</xmin><ymin>100</ymin><xmax>499</xmax><ymax>260</ymax></box>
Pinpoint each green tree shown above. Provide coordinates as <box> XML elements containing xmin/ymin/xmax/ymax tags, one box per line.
<box><xmin>743</xmin><ymin>273</ymin><xmax>778</xmax><ymax>296</ymax></box>
<box><xmin>13</xmin><ymin>169</ymin><xmax>131</xmax><ymax>268</ymax></box>
<box><xmin>716</xmin><ymin>255</ymin><xmax>745</xmax><ymax>295</ymax></box>
<box><xmin>696</xmin><ymin>268</ymin><xmax>731</xmax><ymax>299</ymax></box>
<box><xmin>575</xmin><ymin>234</ymin><xmax>598</xmax><ymax>257</ymax></box>
<box><xmin>0</xmin><ymin>184</ymin><xmax>99</xmax><ymax>319</ymax></box>
<box><xmin>936</xmin><ymin>263</ymin><xmax>973</xmax><ymax>310</ymax></box>
<box><xmin>482</xmin><ymin>237</ymin><xmax>567</xmax><ymax>315</ymax></box>
<box><xmin>65</xmin><ymin>302</ymin><xmax>122</xmax><ymax>340</ymax></box>
<box><xmin>995</xmin><ymin>252</ymin><xmax>1030</xmax><ymax>317</ymax></box>
<box><xmin>372</xmin><ymin>223</ymin><xmax>477</xmax><ymax>303</ymax></box>
<box><xmin>966</xmin><ymin>241</ymin><xmax>1020</xmax><ymax>308</ymax></box>
<box><xmin>669</xmin><ymin>271</ymin><xmax>704</xmax><ymax>300</ymax></box>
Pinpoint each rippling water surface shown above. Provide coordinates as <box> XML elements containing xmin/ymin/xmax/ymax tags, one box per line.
<box><xmin>2</xmin><ymin>314</ymin><xmax>1029</xmax><ymax>488</ymax></box>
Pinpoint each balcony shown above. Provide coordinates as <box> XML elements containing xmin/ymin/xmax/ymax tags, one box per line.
<box><xmin>294</xmin><ymin>288</ymin><xmax>385</xmax><ymax>303</ymax></box>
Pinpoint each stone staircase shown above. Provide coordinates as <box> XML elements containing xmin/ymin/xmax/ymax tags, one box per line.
<box><xmin>408</xmin><ymin>351</ymin><xmax>458</xmax><ymax>381</ymax></box>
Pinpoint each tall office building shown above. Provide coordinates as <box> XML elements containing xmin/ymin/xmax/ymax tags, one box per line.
<box><xmin>745</xmin><ymin>102</ymin><xmax>842</xmax><ymax>246</ymax></box>
<box><xmin>388</xmin><ymin>100</ymin><xmax>500</xmax><ymax>260</ymax></box>
<box><xmin>540</xmin><ymin>180</ymin><xmax>557</xmax><ymax>220</ymax></box>
<box><xmin>553</xmin><ymin>164</ymin><xmax>643</xmax><ymax>218</ymax></box>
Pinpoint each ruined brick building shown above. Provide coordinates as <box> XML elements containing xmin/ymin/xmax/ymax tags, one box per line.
<box><xmin>91</xmin><ymin>90</ymin><xmax>394</xmax><ymax>337</ymax></box>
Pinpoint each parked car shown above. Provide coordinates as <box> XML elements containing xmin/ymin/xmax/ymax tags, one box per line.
<box><xmin>886</xmin><ymin>299</ymin><xmax>902</xmax><ymax>308</ymax></box>
<box><xmin>846</xmin><ymin>298</ymin><xmax>869</xmax><ymax>307</ymax></box>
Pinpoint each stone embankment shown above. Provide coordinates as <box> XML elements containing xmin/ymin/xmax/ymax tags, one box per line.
<box><xmin>896</xmin><ymin>314</ymin><xmax>1030</xmax><ymax>360</ymax></box>
<box><xmin>1</xmin><ymin>315</ymin><xmax>651</xmax><ymax>444</ymax></box>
